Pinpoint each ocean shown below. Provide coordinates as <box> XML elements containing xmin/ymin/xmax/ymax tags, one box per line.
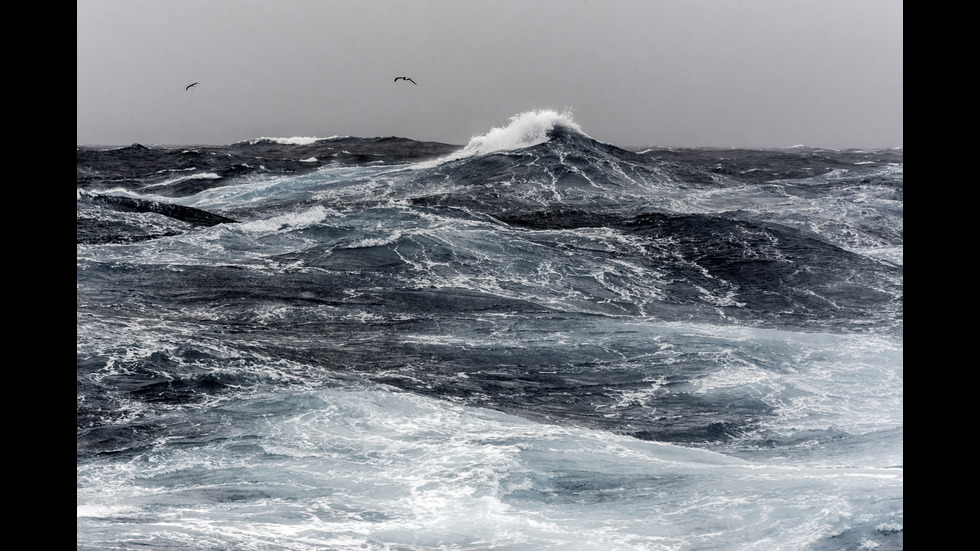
<box><xmin>77</xmin><ymin>110</ymin><xmax>903</xmax><ymax>550</ymax></box>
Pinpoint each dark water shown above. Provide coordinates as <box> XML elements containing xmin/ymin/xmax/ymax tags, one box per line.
<box><xmin>77</xmin><ymin>111</ymin><xmax>902</xmax><ymax>550</ymax></box>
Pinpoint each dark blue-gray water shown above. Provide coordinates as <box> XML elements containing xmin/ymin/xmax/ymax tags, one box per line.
<box><xmin>77</xmin><ymin>110</ymin><xmax>902</xmax><ymax>550</ymax></box>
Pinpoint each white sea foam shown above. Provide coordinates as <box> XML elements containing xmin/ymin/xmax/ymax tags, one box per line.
<box><xmin>77</xmin><ymin>384</ymin><xmax>899</xmax><ymax>550</ymax></box>
<box><xmin>142</xmin><ymin>172</ymin><xmax>221</xmax><ymax>188</ymax></box>
<box><xmin>236</xmin><ymin>205</ymin><xmax>335</xmax><ymax>233</ymax></box>
<box><xmin>248</xmin><ymin>136</ymin><xmax>325</xmax><ymax>145</ymax></box>
<box><xmin>76</xmin><ymin>503</ymin><xmax>138</xmax><ymax>518</ymax></box>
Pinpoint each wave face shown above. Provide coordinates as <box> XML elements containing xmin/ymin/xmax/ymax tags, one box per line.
<box><xmin>77</xmin><ymin>111</ymin><xmax>903</xmax><ymax>550</ymax></box>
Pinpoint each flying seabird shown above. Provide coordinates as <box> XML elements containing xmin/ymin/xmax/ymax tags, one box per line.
<box><xmin>185</xmin><ymin>82</ymin><xmax>199</xmax><ymax>91</ymax></box>
<box><xmin>393</xmin><ymin>76</ymin><xmax>417</xmax><ymax>85</ymax></box>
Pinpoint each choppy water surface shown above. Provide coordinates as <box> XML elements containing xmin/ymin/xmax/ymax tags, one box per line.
<box><xmin>78</xmin><ymin>111</ymin><xmax>902</xmax><ymax>550</ymax></box>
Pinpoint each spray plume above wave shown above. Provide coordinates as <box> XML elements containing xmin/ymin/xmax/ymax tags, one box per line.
<box><xmin>453</xmin><ymin>109</ymin><xmax>588</xmax><ymax>157</ymax></box>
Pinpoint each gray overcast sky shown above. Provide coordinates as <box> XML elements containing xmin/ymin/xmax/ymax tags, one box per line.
<box><xmin>77</xmin><ymin>0</ymin><xmax>902</xmax><ymax>149</ymax></box>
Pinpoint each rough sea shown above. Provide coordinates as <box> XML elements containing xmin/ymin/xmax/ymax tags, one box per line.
<box><xmin>77</xmin><ymin>110</ymin><xmax>903</xmax><ymax>550</ymax></box>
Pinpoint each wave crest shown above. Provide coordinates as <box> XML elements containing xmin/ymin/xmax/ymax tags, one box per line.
<box><xmin>244</xmin><ymin>136</ymin><xmax>336</xmax><ymax>146</ymax></box>
<box><xmin>456</xmin><ymin>109</ymin><xmax>586</xmax><ymax>158</ymax></box>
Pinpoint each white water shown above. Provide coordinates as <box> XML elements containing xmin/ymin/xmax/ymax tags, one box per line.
<box><xmin>77</xmin><ymin>378</ymin><xmax>901</xmax><ymax>551</ymax></box>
